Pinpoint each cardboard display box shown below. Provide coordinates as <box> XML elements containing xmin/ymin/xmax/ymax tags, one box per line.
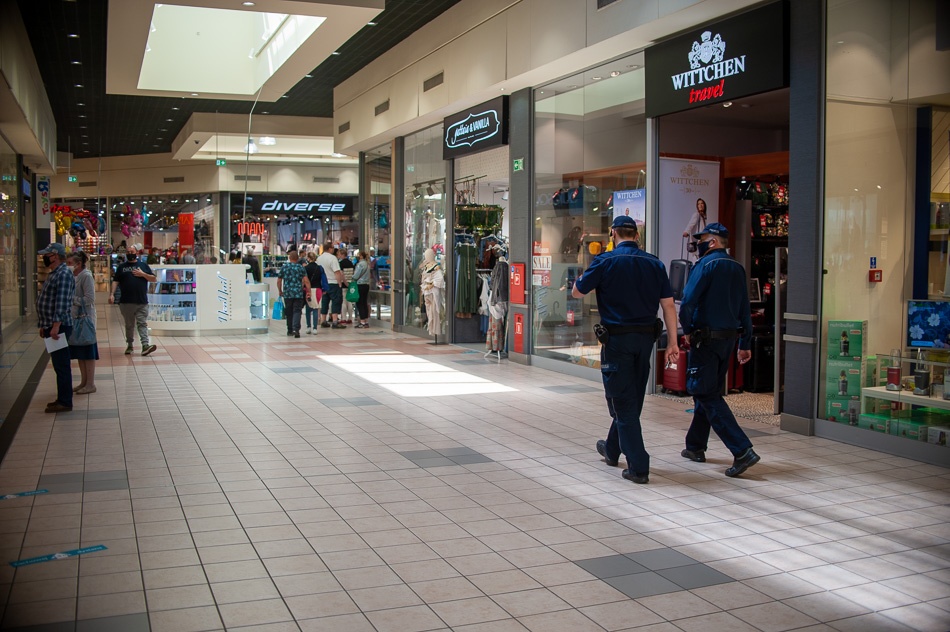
<box><xmin>826</xmin><ymin>359</ymin><xmax>865</xmax><ymax>398</ymax></box>
<box><xmin>827</xmin><ymin>320</ymin><xmax>868</xmax><ymax>360</ymax></box>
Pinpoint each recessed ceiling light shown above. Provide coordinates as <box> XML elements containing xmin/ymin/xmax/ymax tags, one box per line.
<box><xmin>77</xmin><ymin>102</ymin><xmax>84</xmax><ymax>106</ymax></box>
<box><xmin>722</xmin><ymin>101</ymin><xmax>733</xmax><ymax>108</ymax></box>
<box><xmin>258</xmin><ymin>136</ymin><xmax>277</xmax><ymax>146</ymax></box>
<box><xmin>74</xmin><ymin>84</ymin><xmax>83</xmax><ymax>88</ymax></box>
<box><xmin>610</xmin><ymin>71</ymin><xmax>621</xmax><ymax>77</ymax></box>
<box><xmin>166</xmin><ymin>118</ymin><xmax>173</xmax><ymax>122</ymax></box>
<box><xmin>242</xmin><ymin>1</ymin><xmax>255</xmax><ymax>5</ymax></box>
<box><xmin>78</xmin><ymin>114</ymin><xmax>86</xmax><ymax>118</ymax></box>
<box><xmin>190</xmin><ymin>93</ymin><xmax>198</xmax><ymax>96</ymax></box>
<box><xmin>591</xmin><ymin>76</ymin><xmax>602</xmax><ymax>81</ymax></box>
<box><xmin>367</xmin><ymin>21</ymin><xmax>377</xmax><ymax>26</ymax></box>
<box><xmin>305</xmin><ymin>74</ymin><xmax>313</xmax><ymax>78</ymax></box>
<box><xmin>71</xmin><ymin>60</ymin><xmax>82</xmax><ymax>65</ymax></box>
<box><xmin>331</xmin><ymin>51</ymin><xmax>341</xmax><ymax>56</ymax></box>
<box><xmin>331</xmin><ymin>152</ymin><xmax>345</xmax><ymax>158</ymax></box>
<box><xmin>159</xmin><ymin>128</ymin><xmax>167</xmax><ymax>132</ymax></box>
<box><xmin>836</xmin><ymin>40</ymin><xmax>845</xmax><ymax>45</ymax></box>
<box><xmin>280</xmin><ymin>95</ymin><xmax>288</xmax><ymax>99</ymax></box>
<box><xmin>67</xmin><ymin>33</ymin><xmax>79</xmax><ymax>38</ymax></box>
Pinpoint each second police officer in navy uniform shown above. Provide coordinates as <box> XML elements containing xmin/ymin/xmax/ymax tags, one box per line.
<box><xmin>679</xmin><ymin>222</ymin><xmax>761</xmax><ymax>477</ymax></box>
<box><xmin>572</xmin><ymin>216</ymin><xmax>680</xmax><ymax>484</ymax></box>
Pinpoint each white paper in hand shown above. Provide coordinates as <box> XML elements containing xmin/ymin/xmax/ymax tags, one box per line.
<box><xmin>44</xmin><ymin>335</ymin><xmax>68</xmax><ymax>353</ymax></box>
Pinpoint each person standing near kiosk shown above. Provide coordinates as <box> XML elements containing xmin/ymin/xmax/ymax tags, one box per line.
<box><xmin>678</xmin><ymin>223</ymin><xmax>760</xmax><ymax>477</ymax></box>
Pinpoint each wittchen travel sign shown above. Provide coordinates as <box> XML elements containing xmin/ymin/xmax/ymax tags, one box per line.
<box><xmin>645</xmin><ymin>1</ymin><xmax>787</xmax><ymax>118</ymax></box>
<box><xmin>443</xmin><ymin>96</ymin><xmax>509</xmax><ymax>160</ymax></box>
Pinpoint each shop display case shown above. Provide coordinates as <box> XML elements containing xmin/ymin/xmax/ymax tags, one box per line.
<box><xmin>929</xmin><ymin>194</ymin><xmax>949</xmax><ymax>299</ymax></box>
<box><xmin>147</xmin><ymin>265</ymin><xmax>268</xmax><ymax>336</ymax></box>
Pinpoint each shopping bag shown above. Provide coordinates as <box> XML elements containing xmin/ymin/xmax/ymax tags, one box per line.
<box><xmin>306</xmin><ymin>288</ymin><xmax>321</xmax><ymax>310</ymax></box>
<box><xmin>67</xmin><ymin>299</ymin><xmax>96</xmax><ymax>346</ymax></box>
<box><xmin>272</xmin><ymin>298</ymin><xmax>284</xmax><ymax>320</ymax></box>
<box><xmin>345</xmin><ymin>283</ymin><xmax>359</xmax><ymax>303</ymax></box>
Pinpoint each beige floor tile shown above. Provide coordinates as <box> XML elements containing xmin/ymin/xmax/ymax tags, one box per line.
<box><xmin>146</xmin><ymin>583</ymin><xmax>214</xmax><ymax>611</ymax></box>
<box><xmin>674</xmin><ymin>611</ymin><xmax>762</xmax><ymax>632</ymax></box>
<box><xmin>149</xmin><ymin>605</ymin><xmax>224</xmax><ymax>632</ymax></box>
<box><xmin>410</xmin><ymin>577</ymin><xmax>485</xmax><ymax>603</ymax></box>
<box><xmin>218</xmin><ymin>598</ymin><xmax>294</xmax><ymax>628</ymax></box>
<box><xmin>636</xmin><ymin>590</ymin><xmax>720</xmax><ymax>620</ymax></box>
<box><xmin>298</xmin><ymin>612</ymin><xmax>377</xmax><ymax>632</ymax></box>
<box><xmin>143</xmin><ymin>565</ymin><xmax>209</xmax><ymax>590</ymax></box>
<box><xmin>518</xmin><ymin>608</ymin><xmax>604</xmax><ymax>632</ymax></box>
<box><xmin>732</xmin><ymin>601</ymin><xmax>821</xmax><ymax>632</ymax></box>
<box><xmin>1</xmin><ymin>597</ymin><xmax>77</xmax><ymax>627</ymax></box>
<box><xmin>364</xmin><ymin>604</ymin><xmax>447</xmax><ymax>632</ymax></box>
<box><xmin>690</xmin><ymin>582</ymin><xmax>773</xmax><ymax>610</ymax></box>
<box><xmin>349</xmin><ymin>583</ymin><xmax>424</xmax><ymax>611</ymax></box>
<box><xmin>391</xmin><ymin>558</ymin><xmax>461</xmax><ymax>583</ymax></box>
<box><xmin>273</xmin><ymin>571</ymin><xmax>342</xmax><ymax>597</ymax></box>
<box><xmin>285</xmin><ymin>590</ymin><xmax>359</xmax><ymax>619</ymax></box>
<box><xmin>429</xmin><ymin>596</ymin><xmax>511</xmax><ymax>627</ymax></box>
<box><xmin>76</xmin><ymin>590</ymin><xmax>147</xmax><ymax>619</ymax></box>
<box><xmin>8</xmin><ymin>576</ymin><xmax>78</xmax><ymax>603</ymax></box>
<box><xmin>492</xmin><ymin>587</ymin><xmax>572</xmax><ymax>618</ymax></box>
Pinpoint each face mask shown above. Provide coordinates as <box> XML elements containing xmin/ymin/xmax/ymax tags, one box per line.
<box><xmin>43</xmin><ymin>255</ymin><xmax>53</xmax><ymax>268</ymax></box>
<box><xmin>67</xmin><ymin>266</ymin><xmax>77</xmax><ymax>274</ymax></box>
<box><xmin>126</xmin><ymin>253</ymin><xmax>137</xmax><ymax>261</ymax></box>
<box><xmin>696</xmin><ymin>239</ymin><xmax>713</xmax><ymax>257</ymax></box>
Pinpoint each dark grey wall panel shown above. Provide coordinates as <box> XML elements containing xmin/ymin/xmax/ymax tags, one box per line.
<box><xmin>507</xmin><ymin>87</ymin><xmax>533</xmax><ymax>364</ymax></box>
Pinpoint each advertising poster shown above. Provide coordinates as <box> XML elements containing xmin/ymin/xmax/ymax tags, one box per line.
<box><xmin>658</xmin><ymin>157</ymin><xmax>720</xmax><ymax>268</ymax></box>
<box><xmin>613</xmin><ymin>189</ymin><xmax>646</xmax><ymax>245</ymax></box>
<box><xmin>36</xmin><ymin>175</ymin><xmax>51</xmax><ymax>229</ymax></box>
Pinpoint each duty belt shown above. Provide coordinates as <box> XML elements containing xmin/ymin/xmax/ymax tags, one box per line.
<box><xmin>604</xmin><ymin>324</ymin><xmax>656</xmax><ymax>335</ymax></box>
<box><xmin>708</xmin><ymin>329</ymin><xmax>739</xmax><ymax>339</ymax></box>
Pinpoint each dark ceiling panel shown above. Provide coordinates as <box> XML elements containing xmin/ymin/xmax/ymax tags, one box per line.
<box><xmin>17</xmin><ymin>0</ymin><xmax>463</xmax><ymax>158</ymax></box>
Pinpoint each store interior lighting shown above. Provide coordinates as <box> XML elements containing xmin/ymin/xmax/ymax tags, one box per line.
<box><xmin>258</xmin><ymin>136</ymin><xmax>277</xmax><ymax>146</ymax></box>
<box><xmin>243</xmin><ymin>138</ymin><xmax>259</xmax><ymax>154</ymax></box>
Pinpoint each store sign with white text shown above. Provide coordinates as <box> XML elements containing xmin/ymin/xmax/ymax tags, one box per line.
<box><xmin>443</xmin><ymin>96</ymin><xmax>509</xmax><ymax>160</ymax></box>
<box><xmin>235</xmin><ymin>194</ymin><xmax>355</xmax><ymax>215</ymax></box>
<box><xmin>645</xmin><ymin>1</ymin><xmax>787</xmax><ymax>117</ymax></box>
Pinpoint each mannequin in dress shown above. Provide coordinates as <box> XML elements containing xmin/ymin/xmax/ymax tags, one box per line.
<box><xmin>420</xmin><ymin>248</ymin><xmax>445</xmax><ymax>337</ymax></box>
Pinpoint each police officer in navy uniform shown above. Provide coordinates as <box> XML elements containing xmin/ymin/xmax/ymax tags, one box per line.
<box><xmin>679</xmin><ymin>223</ymin><xmax>760</xmax><ymax>477</ymax></box>
<box><xmin>572</xmin><ymin>216</ymin><xmax>680</xmax><ymax>484</ymax></box>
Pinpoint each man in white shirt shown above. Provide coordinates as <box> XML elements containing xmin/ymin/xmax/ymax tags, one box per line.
<box><xmin>317</xmin><ymin>241</ymin><xmax>346</xmax><ymax>329</ymax></box>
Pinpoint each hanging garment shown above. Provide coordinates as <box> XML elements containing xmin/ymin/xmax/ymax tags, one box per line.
<box><xmin>455</xmin><ymin>243</ymin><xmax>479</xmax><ymax>315</ymax></box>
<box><xmin>489</xmin><ymin>259</ymin><xmax>509</xmax><ymax>305</ymax></box>
<box><xmin>421</xmin><ymin>263</ymin><xmax>445</xmax><ymax>336</ymax></box>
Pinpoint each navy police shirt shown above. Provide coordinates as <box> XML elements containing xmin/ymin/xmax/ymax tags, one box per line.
<box><xmin>573</xmin><ymin>241</ymin><xmax>672</xmax><ymax>327</ymax></box>
<box><xmin>679</xmin><ymin>248</ymin><xmax>753</xmax><ymax>350</ymax></box>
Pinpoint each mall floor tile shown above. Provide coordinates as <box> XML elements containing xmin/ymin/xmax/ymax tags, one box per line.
<box><xmin>0</xmin><ymin>307</ymin><xmax>947</xmax><ymax>631</ymax></box>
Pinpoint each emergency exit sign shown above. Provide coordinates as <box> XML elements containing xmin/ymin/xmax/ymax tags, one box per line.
<box><xmin>67</xmin><ymin>176</ymin><xmax>78</xmax><ymax>182</ymax></box>
<box><xmin>216</xmin><ymin>158</ymin><xmax>227</xmax><ymax>166</ymax></box>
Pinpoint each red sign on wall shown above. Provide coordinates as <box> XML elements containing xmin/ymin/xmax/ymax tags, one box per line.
<box><xmin>178</xmin><ymin>212</ymin><xmax>194</xmax><ymax>252</ymax></box>
<box><xmin>513</xmin><ymin>313</ymin><xmax>524</xmax><ymax>354</ymax></box>
<box><xmin>510</xmin><ymin>263</ymin><xmax>525</xmax><ymax>305</ymax></box>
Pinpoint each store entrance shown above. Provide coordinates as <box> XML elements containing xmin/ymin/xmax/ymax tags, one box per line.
<box><xmin>657</xmin><ymin>88</ymin><xmax>790</xmax><ymax>420</ymax></box>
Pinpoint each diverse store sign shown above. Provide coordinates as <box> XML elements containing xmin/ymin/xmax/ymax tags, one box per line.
<box><xmin>240</xmin><ymin>194</ymin><xmax>355</xmax><ymax>215</ymax></box>
<box><xmin>36</xmin><ymin>176</ymin><xmax>51</xmax><ymax>229</ymax></box>
<box><xmin>443</xmin><ymin>96</ymin><xmax>509</xmax><ymax>160</ymax></box>
<box><xmin>645</xmin><ymin>1</ymin><xmax>787</xmax><ymax>117</ymax></box>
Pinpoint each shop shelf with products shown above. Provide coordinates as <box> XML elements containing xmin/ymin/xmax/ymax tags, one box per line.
<box><xmin>147</xmin><ymin>267</ymin><xmax>198</xmax><ymax>326</ymax></box>
<box><xmin>859</xmin><ymin>353</ymin><xmax>950</xmax><ymax>447</ymax></box>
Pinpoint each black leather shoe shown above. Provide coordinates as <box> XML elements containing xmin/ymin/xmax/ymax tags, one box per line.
<box><xmin>681</xmin><ymin>449</ymin><xmax>706</xmax><ymax>463</ymax></box>
<box><xmin>596</xmin><ymin>440</ymin><xmax>619</xmax><ymax>467</ymax></box>
<box><xmin>621</xmin><ymin>470</ymin><xmax>649</xmax><ymax>484</ymax></box>
<box><xmin>725</xmin><ymin>448</ymin><xmax>760</xmax><ymax>477</ymax></box>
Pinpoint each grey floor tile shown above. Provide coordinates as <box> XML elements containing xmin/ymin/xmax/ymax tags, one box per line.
<box><xmin>542</xmin><ymin>385</ymin><xmax>600</xmax><ymax>394</ymax></box>
<box><xmin>741</xmin><ymin>428</ymin><xmax>770</xmax><ymax>438</ymax></box>
<box><xmin>348</xmin><ymin>397</ymin><xmax>380</xmax><ymax>406</ymax></box>
<box><xmin>605</xmin><ymin>571</ymin><xmax>682</xmax><ymax>599</ymax></box>
<box><xmin>76</xmin><ymin>613</ymin><xmax>150</xmax><ymax>632</ymax></box>
<box><xmin>45</xmin><ymin>482</ymin><xmax>85</xmax><ymax>495</ymax></box>
<box><xmin>449</xmin><ymin>454</ymin><xmax>494</xmax><ymax>465</ymax></box>
<box><xmin>575</xmin><ymin>555</ymin><xmax>650</xmax><ymax>579</ymax></box>
<box><xmin>627</xmin><ymin>548</ymin><xmax>698</xmax><ymax>571</ymax></box>
<box><xmin>83</xmin><ymin>471</ymin><xmax>128</xmax><ymax>482</ymax></box>
<box><xmin>399</xmin><ymin>451</ymin><xmax>442</xmax><ymax>460</ymax></box>
<box><xmin>436</xmin><ymin>448</ymin><xmax>478</xmax><ymax>457</ymax></box>
<box><xmin>657</xmin><ymin>564</ymin><xmax>735</xmax><ymax>589</ymax></box>
<box><xmin>413</xmin><ymin>458</ymin><xmax>457</xmax><ymax>468</ymax></box>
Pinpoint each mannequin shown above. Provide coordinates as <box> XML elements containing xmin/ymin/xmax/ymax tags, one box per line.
<box><xmin>420</xmin><ymin>248</ymin><xmax>445</xmax><ymax>337</ymax></box>
<box><xmin>486</xmin><ymin>246</ymin><xmax>509</xmax><ymax>353</ymax></box>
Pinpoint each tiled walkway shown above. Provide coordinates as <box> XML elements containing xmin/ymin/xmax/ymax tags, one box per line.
<box><xmin>0</xmin><ymin>306</ymin><xmax>947</xmax><ymax>631</ymax></box>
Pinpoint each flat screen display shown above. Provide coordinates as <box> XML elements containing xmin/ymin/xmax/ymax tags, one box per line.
<box><xmin>907</xmin><ymin>300</ymin><xmax>950</xmax><ymax>348</ymax></box>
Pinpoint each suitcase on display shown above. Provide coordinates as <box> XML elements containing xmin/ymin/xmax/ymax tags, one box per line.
<box><xmin>743</xmin><ymin>334</ymin><xmax>775</xmax><ymax>392</ymax></box>
<box><xmin>669</xmin><ymin>238</ymin><xmax>693</xmax><ymax>301</ymax></box>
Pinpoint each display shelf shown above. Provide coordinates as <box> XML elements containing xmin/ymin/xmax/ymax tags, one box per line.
<box><xmin>862</xmin><ymin>385</ymin><xmax>950</xmax><ymax>411</ymax></box>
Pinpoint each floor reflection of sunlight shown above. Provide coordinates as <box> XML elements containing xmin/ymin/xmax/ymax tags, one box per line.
<box><xmin>319</xmin><ymin>354</ymin><xmax>518</xmax><ymax>397</ymax></box>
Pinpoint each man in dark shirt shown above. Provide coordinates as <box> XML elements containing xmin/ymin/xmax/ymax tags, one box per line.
<box><xmin>679</xmin><ymin>223</ymin><xmax>759</xmax><ymax>477</ymax></box>
<box><xmin>573</xmin><ymin>216</ymin><xmax>679</xmax><ymax>484</ymax></box>
<box><xmin>110</xmin><ymin>248</ymin><xmax>158</xmax><ymax>356</ymax></box>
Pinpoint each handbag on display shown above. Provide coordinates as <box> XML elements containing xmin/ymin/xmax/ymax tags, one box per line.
<box><xmin>345</xmin><ymin>283</ymin><xmax>360</xmax><ymax>303</ymax></box>
<box><xmin>272</xmin><ymin>298</ymin><xmax>284</xmax><ymax>320</ymax></box>
<box><xmin>67</xmin><ymin>298</ymin><xmax>96</xmax><ymax>346</ymax></box>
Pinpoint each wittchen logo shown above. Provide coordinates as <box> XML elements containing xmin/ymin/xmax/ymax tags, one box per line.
<box><xmin>680</xmin><ymin>164</ymin><xmax>702</xmax><ymax>178</ymax></box>
<box><xmin>671</xmin><ymin>30</ymin><xmax>746</xmax><ymax>104</ymax></box>
<box><xmin>670</xmin><ymin>164</ymin><xmax>710</xmax><ymax>186</ymax></box>
<box><xmin>446</xmin><ymin>110</ymin><xmax>501</xmax><ymax>149</ymax></box>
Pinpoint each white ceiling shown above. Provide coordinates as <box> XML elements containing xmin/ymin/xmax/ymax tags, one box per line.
<box><xmin>107</xmin><ymin>0</ymin><xmax>383</xmax><ymax>102</ymax></box>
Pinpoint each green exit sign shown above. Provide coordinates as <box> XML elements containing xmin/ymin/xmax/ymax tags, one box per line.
<box><xmin>67</xmin><ymin>175</ymin><xmax>78</xmax><ymax>183</ymax></box>
<box><xmin>216</xmin><ymin>158</ymin><xmax>227</xmax><ymax>166</ymax></box>
<box><xmin>513</xmin><ymin>158</ymin><xmax>524</xmax><ymax>172</ymax></box>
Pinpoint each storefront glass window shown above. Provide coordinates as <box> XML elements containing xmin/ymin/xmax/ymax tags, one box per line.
<box><xmin>403</xmin><ymin>126</ymin><xmax>447</xmax><ymax>331</ymax></box>
<box><xmin>364</xmin><ymin>144</ymin><xmax>392</xmax><ymax>321</ymax></box>
<box><xmin>109</xmin><ymin>194</ymin><xmax>217</xmax><ymax>262</ymax></box>
<box><xmin>820</xmin><ymin>0</ymin><xmax>950</xmax><ymax>442</ymax></box>
<box><xmin>532</xmin><ymin>55</ymin><xmax>647</xmax><ymax>368</ymax></box>
<box><xmin>0</xmin><ymin>136</ymin><xmax>19</xmax><ymax>334</ymax></box>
